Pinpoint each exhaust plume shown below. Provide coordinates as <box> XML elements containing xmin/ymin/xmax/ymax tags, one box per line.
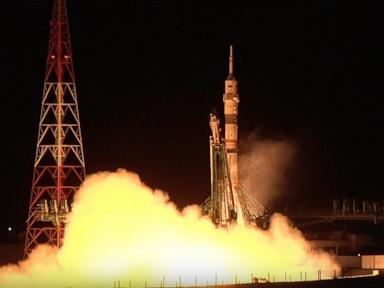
<box><xmin>1</xmin><ymin>169</ymin><xmax>338</xmax><ymax>287</ymax></box>
<box><xmin>239</xmin><ymin>133</ymin><xmax>296</xmax><ymax>207</ymax></box>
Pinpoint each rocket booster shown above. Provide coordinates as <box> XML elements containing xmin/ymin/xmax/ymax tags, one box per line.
<box><xmin>224</xmin><ymin>45</ymin><xmax>239</xmax><ymax>188</ymax></box>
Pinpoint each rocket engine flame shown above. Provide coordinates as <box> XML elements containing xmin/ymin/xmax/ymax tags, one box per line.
<box><xmin>1</xmin><ymin>169</ymin><xmax>339</xmax><ymax>287</ymax></box>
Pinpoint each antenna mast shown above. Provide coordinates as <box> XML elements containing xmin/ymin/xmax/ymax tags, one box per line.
<box><xmin>24</xmin><ymin>0</ymin><xmax>86</xmax><ymax>257</ymax></box>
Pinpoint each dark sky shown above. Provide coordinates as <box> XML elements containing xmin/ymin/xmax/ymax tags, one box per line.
<box><xmin>1</xmin><ymin>0</ymin><xmax>384</xmax><ymax>239</ymax></box>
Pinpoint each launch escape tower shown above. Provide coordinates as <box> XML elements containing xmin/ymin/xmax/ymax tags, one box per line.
<box><xmin>203</xmin><ymin>46</ymin><xmax>266</xmax><ymax>227</ymax></box>
<box><xmin>24</xmin><ymin>0</ymin><xmax>85</xmax><ymax>257</ymax></box>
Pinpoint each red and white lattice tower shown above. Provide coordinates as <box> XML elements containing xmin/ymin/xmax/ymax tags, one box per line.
<box><xmin>24</xmin><ymin>0</ymin><xmax>85</xmax><ymax>257</ymax></box>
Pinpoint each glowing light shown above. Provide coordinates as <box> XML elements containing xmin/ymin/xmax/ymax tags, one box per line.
<box><xmin>0</xmin><ymin>170</ymin><xmax>339</xmax><ymax>287</ymax></box>
<box><xmin>7</xmin><ymin>227</ymin><xmax>12</xmax><ymax>232</ymax></box>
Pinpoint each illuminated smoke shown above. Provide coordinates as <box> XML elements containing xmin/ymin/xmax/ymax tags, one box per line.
<box><xmin>0</xmin><ymin>169</ymin><xmax>338</xmax><ymax>287</ymax></box>
<box><xmin>239</xmin><ymin>133</ymin><xmax>296</xmax><ymax>207</ymax></box>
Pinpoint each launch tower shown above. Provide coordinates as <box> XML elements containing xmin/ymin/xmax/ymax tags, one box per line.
<box><xmin>24</xmin><ymin>0</ymin><xmax>86</xmax><ymax>256</ymax></box>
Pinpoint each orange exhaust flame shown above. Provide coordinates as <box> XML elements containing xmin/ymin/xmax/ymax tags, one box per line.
<box><xmin>1</xmin><ymin>169</ymin><xmax>339</xmax><ymax>287</ymax></box>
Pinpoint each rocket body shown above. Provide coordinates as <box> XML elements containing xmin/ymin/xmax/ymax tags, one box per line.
<box><xmin>224</xmin><ymin>46</ymin><xmax>239</xmax><ymax>188</ymax></box>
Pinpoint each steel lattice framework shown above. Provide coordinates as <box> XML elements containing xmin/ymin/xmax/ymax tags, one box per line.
<box><xmin>208</xmin><ymin>113</ymin><xmax>237</xmax><ymax>226</ymax></box>
<box><xmin>24</xmin><ymin>0</ymin><xmax>85</xmax><ymax>257</ymax></box>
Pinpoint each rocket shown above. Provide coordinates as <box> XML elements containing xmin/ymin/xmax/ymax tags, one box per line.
<box><xmin>223</xmin><ymin>45</ymin><xmax>240</xmax><ymax>188</ymax></box>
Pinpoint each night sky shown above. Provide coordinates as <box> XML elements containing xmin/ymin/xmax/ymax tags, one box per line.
<box><xmin>1</xmin><ymin>1</ymin><xmax>383</xmax><ymax>241</ymax></box>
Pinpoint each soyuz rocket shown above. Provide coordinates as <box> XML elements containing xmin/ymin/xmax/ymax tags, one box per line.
<box><xmin>224</xmin><ymin>45</ymin><xmax>239</xmax><ymax>189</ymax></box>
<box><xmin>207</xmin><ymin>49</ymin><xmax>263</xmax><ymax>226</ymax></box>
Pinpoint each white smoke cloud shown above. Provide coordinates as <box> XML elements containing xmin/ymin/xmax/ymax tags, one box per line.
<box><xmin>0</xmin><ymin>169</ymin><xmax>337</xmax><ymax>287</ymax></box>
<box><xmin>239</xmin><ymin>132</ymin><xmax>296</xmax><ymax>207</ymax></box>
